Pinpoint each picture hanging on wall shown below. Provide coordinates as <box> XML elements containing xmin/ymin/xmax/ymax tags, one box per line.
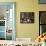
<box><xmin>39</xmin><ymin>0</ymin><xmax>46</xmax><ymax>4</ymax></box>
<box><xmin>20</xmin><ymin>12</ymin><xmax>34</xmax><ymax>23</ymax></box>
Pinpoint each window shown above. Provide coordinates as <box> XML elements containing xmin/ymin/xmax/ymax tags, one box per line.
<box><xmin>0</xmin><ymin>2</ymin><xmax>16</xmax><ymax>40</ymax></box>
<box><xmin>39</xmin><ymin>11</ymin><xmax>46</xmax><ymax>35</ymax></box>
<box><xmin>39</xmin><ymin>0</ymin><xmax>46</xmax><ymax>4</ymax></box>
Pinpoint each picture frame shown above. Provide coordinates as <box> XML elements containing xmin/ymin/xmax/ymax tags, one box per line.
<box><xmin>20</xmin><ymin>12</ymin><xmax>34</xmax><ymax>24</ymax></box>
<box><xmin>39</xmin><ymin>0</ymin><xmax>46</xmax><ymax>4</ymax></box>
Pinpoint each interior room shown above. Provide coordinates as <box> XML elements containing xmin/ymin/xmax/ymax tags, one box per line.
<box><xmin>0</xmin><ymin>0</ymin><xmax>46</xmax><ymax>46</ymax></box>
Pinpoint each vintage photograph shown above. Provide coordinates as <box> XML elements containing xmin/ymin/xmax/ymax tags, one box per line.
<box><xmin>20</xmin><ymin>12</ymin><xmax>34</xmax><ymax>23</ymax></box>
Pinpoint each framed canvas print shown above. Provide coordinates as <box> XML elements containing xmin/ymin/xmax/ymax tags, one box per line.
<box><xmin>20</xmin><ymin>12</ymin><xmax>34</xmax><ymax>24</ymax></box>
<box><xmin>39</xmin><ymin>11</ymin><xmax>46</xmax><ymax>35</ymax></box>
<box><xmin>0</xmin><ymin>2</ymin><xmax>16</xmax><ymax>40</ymax></box>
<box><xmin>39</xmin><ymin>0</ymin><xmax>46</xmax><ymax>4</ymax></box>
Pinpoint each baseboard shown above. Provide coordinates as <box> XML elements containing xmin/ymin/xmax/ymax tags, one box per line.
<box><xmin>16</xmin><ymin>38</ymin><xmax>32</xmax><ymax>42</ymax></box>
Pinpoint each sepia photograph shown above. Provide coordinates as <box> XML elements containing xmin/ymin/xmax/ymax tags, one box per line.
<box><xmin>20</xmin><ymin>12</ymin><xmax>34</xmax><ymax>23</ymax></box>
